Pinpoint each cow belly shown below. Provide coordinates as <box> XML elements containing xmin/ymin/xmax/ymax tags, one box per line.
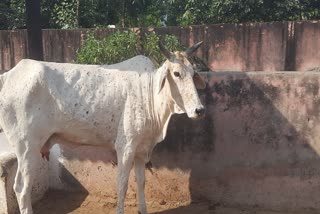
<box><xmin>52</xmin><ymin>119</ymin><xmax>118</xmax><ymax>147</ymax></box>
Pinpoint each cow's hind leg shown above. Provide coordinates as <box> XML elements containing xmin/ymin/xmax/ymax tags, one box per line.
<box><xmin>13</xmin><ymin>137</ymin><xmax>47</xmax><ymax>214</ymax></box>
<box><xmin>134</xmin><ymin>157</ymin><xmax>147</xmax><ymax>214</ymax></box>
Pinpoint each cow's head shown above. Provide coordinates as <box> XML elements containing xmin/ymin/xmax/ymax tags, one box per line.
<box><xmin>158</xmin><ymin>41</ymin><xmax>206</xmax><ymax>119</ymax></box>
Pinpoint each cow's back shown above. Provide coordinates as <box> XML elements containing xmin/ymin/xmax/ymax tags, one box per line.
<box><xmin>0</xmin><ymin>58</ymin><xmax>155</xmax><ymax>147</ymax></box>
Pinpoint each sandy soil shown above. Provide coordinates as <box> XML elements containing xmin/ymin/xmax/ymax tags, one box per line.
<box><xmin>33</xmin><ymin>190</ymin><xmax>317</xmax><ymax>214</ymax></box>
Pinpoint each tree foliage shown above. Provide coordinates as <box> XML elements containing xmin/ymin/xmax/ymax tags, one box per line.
<box><xmin>164</xmin><ymin>0</ymin><xmax>320</xmax><ymax>25</ymax></box>
<box><xmin>51</xmin><ymin>0</ymin><xmax>78</xmax><ymax>29</ymax></box>
<box><xmin>0</xmin><ymin>0</ymin><xmax>26</xmax><ymax>29</ymax></box>
<box><xmin>76</xmin><ymin>31</ymin><xmax>182</xmax><ymax>65</ymax></box>
<box><xmin>0</xmin><ymin>1</ymin><xmax>12</xmax><ymax>30</ymax></box>
<box><xmin>0</xmin><ymin>0</ymin><xmax>319</xmax><ymax>30</ymax></box>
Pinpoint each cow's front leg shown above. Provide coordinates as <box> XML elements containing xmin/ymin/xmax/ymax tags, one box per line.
<box><xmin>116</xmin><ymin>145</ymin><xmax>135</xmax><ymax>214</ymax></box>
<box><xmin>134</xmin><ymin>157</ymin><xmax>147</xmax><ymax>214</ymax></box>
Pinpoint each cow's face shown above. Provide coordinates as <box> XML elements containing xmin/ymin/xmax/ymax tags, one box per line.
<box><xmin>158</xmin><ymin>42</ymin><xmax>206</xmax><ymax>119</ymax></box>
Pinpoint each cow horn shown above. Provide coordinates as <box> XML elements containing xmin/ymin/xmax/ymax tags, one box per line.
<box><xmin>158</xmin><ymin>41</ymin><xmax>173</xmax><ymax>60</ymax></box>
<box><xmin>184</xmin><ymin>41</ymin><xmax>203</xmax><ymax>57</ymax></box>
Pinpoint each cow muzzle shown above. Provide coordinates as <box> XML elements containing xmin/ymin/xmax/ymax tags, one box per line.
<box><xmin>188</xmin><ymin>106</ymin><xmax>205</xmax><ymax>119</ymax></box>
<box><xmin>195</xmin><ymin>107</ymin><xmax>205</xmax><ymax>117</ymax></box>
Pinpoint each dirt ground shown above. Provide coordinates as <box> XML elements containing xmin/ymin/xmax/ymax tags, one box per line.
<box><xmin>33</xmin><ymin>190</ymin><xmax>318</xmax><ymax>214</ymax></box>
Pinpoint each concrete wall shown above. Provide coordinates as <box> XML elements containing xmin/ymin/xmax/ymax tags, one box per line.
<box><xmin>1</xmin><ymin>20</ymin><xmax>320</xmax><ymax>72</ymax></box>
<box><xmin>0</xmin><ymin>30</ymin><xmax>28</xmax><ymax>72</ymax></box>
<box><xmin>44</xmin><ymin>72</ymin><xmax>320</xmax><ymax>212</ymax></box>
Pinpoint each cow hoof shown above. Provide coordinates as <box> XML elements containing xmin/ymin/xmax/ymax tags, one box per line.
<box><xmin>146</xmin><ymin>161</ymin><xmax>153</xmax><ymax>174</ymax></box>
<box><xmin>146</xmin><ymin>161</ymin><xmax>152</xmax><ymax>169</ymax></box>
<box><xmin>111</xmin><ymin>160</ymin><xmax>117</xmax><ymax>167</ymax></box>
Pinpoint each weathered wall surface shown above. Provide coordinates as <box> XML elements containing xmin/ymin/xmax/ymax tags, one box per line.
<box><xmin>294</xmin><ymin>21</ymin><xmax>320</xmax><ymax>71</ymax></box>
<box><xmin>42</xmin><ymin>28</ymin><xmax>119</xmax><ymax>63</ymax></box>
<box><xmin>0</xmin><ymin>30</ymin><xmax>28</xmax><ymax>71</ymax></box>
<box><xmin>46</xmin><ymin>72</ymin><xmax>320</xmax><ymax>212</ymax></box>
<box><xmin>1</xmin><ymin>20</ymin><xmax>320</xmax><ymax>72</ymax></box>
<box><xmin>203</xmin><ymin>21</ymin><xmax>317</xmax><ymax>71</ymax></box>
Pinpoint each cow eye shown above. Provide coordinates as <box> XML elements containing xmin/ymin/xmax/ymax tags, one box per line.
<box><xmin>173</xmin><ymin>72</ymin><xmax>180</xmax><ymax>77</ymax></box>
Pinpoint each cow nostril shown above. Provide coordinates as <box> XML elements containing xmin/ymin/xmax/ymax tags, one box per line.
<box><xmin>195</xmin><ymin>108</ymin><xmax>205</xmax><ymax>116</ymax></box>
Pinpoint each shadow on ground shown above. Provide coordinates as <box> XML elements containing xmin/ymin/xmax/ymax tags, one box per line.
<box><xmin>33</xmin><ymin>167</ymin><xmax>89</xmax><ymax>214</ymax></box>
<box><xmin>33</xmin><ymin>190</ymin><xmax>88</xmax><ymax>214</ymax></box>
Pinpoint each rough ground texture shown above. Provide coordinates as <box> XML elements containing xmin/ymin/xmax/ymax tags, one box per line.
<box><xmin>33</xmin><ymin>190</ymin><xmax>316</xmax><ymax>214</ymax></box>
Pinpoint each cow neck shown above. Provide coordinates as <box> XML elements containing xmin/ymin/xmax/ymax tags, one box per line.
<box><xmin>151</xmin><ymin>61</ymin><xmax>175</xmax><ymax>143</ymax></box>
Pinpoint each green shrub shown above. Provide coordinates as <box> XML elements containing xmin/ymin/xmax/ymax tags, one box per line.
<box><xmin>76</xmin><ymin>30</ymin><xmax>183</xmax><ymax>66</ymax></box>
<box><xmin>77</xmin><ymin>31</ymin><xmax>139</xmax><ymax>64</ymax></box>
<box><xmin>104</xmin><ymin>31</ymin><xmax>139</xmax><ymax>64</ymax></box>
<box><xmin>76</xmin><ymin>33</ymin><xmax>103</xmax><ymax>64</ymax></box>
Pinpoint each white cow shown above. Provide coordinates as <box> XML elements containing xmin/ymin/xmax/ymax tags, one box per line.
<box><xmin>0</xmin><ymin>42</ymin><xmax>206</xmax><ymax>214</ymax></box>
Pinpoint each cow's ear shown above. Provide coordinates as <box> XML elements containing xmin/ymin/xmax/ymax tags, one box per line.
<box><xmin>158</xmin><ymin>68</ymin><xmax>168</xmax><ymax>93</ymax></box>
<box><xmin>193</xmin><ymin>72</ymin><xmax>206</xmax><ymax>89</ymax></box>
